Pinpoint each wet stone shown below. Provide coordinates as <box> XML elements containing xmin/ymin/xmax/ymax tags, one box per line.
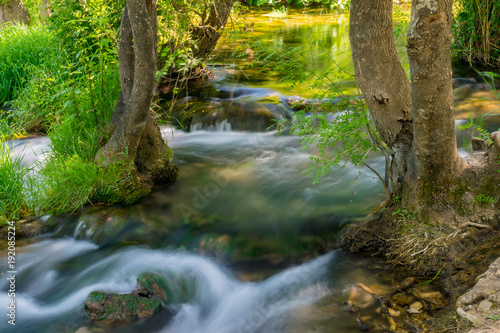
<box><xmin>388</xmin><ymin>307</ymin><xmax>401</xmax><ymax>317</ymax></box>
<box><xmin>355</xmin><ymin>318</ymin><xmax>369</xmax><ymax>331</ymax></box>
<box><xmin>408</xmin><ymin>301</ymin><xmax>423</xmax><ymax>314</ymax></box>
<box><xmin>411</xmin><ymin>289</ymin><xmax>447</xmax><ymax>307</ymax></box>
<box><xmin>392</xmin><ymin>292</ymin><xmax>415</xmax><ymax>307</ymax></box>
<box><xmin>84</xmin><ymin>290</ymin><xmax>162</xmax><ymax>326</ymax></box>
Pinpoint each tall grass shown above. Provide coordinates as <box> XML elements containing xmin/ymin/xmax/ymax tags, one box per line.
<box><xmin>0</xmin><ymin>23</ymin><xmax>59</xmax><ymax>106</ymax></box>
<box><xmin>453</xmin><ymin>0</ymin><xmax>500</xmax><ymax>68</ymax></box>
<box><xmin>1</xmin><ymin>7</ymin><xmax>136</xmax><ymax>220</ymax></box>
<box><xmin>0</xmin><ymin>139</ymin><xmax>34</xmax><ymax>225</ymax></box>
<box><xmin>36</xmin><ymin>153</ymin><xmax>135</xmax><ymax>215</ymax></box>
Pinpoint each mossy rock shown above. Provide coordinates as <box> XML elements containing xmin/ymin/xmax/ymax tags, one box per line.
<box><xmin>71</xmin><ymin>206</ymin><xmax>130</xmax><ymax>245</ymax></box>
<box><xmin>196</xmin><ymin>233</ymin><xmax>235</xmax><ymax>260</ymax></box>
<box><xmin>137</xmin><ymin>272</ymin><xmax>196</xmax><ymax>305</ymax></box>
<box><xmin>45</xmin><ymin>213</ymin><xmax>79</xmax><ymax>237</ymax></box>
<box><xmin>84</xmin><ymin>291</ymin><xmax>162</xmax><ymax>326</ymax></box>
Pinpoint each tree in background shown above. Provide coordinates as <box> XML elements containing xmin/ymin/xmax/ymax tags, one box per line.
<box><xmin>96</xmin><ymin>0</ymin><xmax>234</xmax><ymax>196</ymax></box>
<box><xmin>0</xmin><ymin>0</ymin><xmax>30</xmax><ymax>27</ymax></box>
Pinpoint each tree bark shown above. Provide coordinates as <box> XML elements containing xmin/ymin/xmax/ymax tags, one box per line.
<box><xmin>96</xmin><ymin>0</ymin><xmax>177</xmax><ymax>192</ymax></box>
<box><xmin>349</xmin><ymin>0</ymin><xmax>413</xmax><ymax>196</ymax></box>
<box><xmin>192</xmin><ymin>0</ymin><xmax>234</xmax><ymax>61</ymax></box>
<box><xmin>407</xmin><ymin>0</ymin><xmax>463</xmax><ymax>199</ymax></box>
<box><xmin>0</xmin><ymin>0</ymin><xmax>30</xmax><ymax>28</ymax></box>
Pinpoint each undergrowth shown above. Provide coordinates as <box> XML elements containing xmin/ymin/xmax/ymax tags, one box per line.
<box><xmin>0</xmin><ymin>2</ymin><xmax>137</xmax><ymax>224</ymax></box>
<box><xmin>0</xmin><ymin>23</ymin><xmax>59</xmax><ymax>107</ymax></box>
<box><xmin>453</xmin><ymin>0</ymin><xmax>500</xmax><ymax>68</ymax></box>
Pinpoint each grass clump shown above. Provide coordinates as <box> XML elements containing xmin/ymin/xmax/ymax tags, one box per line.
<box><xmin>0</xmin><ymin>23</ymin><xmax>59</xmax><ymax>106</ymax></box>
<box><xmin>0</xmin><ymin>139</ymin><xmax>34</xmax><ymax>226</ymax></box>
<box><xmin>36</xmin><ymin>153</ymin><xmax>135</xmax><ymax>215</ymax></box>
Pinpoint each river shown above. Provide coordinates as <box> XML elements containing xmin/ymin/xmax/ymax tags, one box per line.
<box><xmin>1</xmin><ymin>6</ymin><xmax>499</xmax><ymax>333</ymax></box>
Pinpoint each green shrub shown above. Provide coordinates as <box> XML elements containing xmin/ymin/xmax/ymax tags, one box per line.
<box><xmin>243</xmin><ymin>0</ymin><xmax>350</xmax><ymax>9</ymax></box>
<box><xmin>35</xmin><ymin>153</ymin><xmax>135</xmax><ymax>215</ymax></box>
<box><xmin>0</xmin><ymin>23</ymin><xmax>59</xmax><ymax>106</ymax></box>
<box><xmin>453</xmin><ymin>0</ymin><xmax>500</xmax><ymax>68</ymax></box>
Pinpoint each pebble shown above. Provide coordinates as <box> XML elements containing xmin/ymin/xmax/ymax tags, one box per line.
<box><xmin>408</xmin><ymin>301</ymin><xmax>423</xmax><ymax>314</ymax></box>
<box><xmin>388</xmin><ymin>307</ymin><xmax>401</xmax><ymax>317</ymax></box>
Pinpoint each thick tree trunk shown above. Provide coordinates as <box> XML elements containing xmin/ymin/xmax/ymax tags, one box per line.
<box><xmin>406</xmin><ymin>0</ymin><xmax>463</xmax><ymax>203</ymax></box>
<box><xmin>96</xmin><ymin>0</ymin><xmax>177</xmax><ymax>195</ymax></box>
<box><xmin>349</xmin><ymin>0</ymin><xmax>413</xmax><ymax>196</ymax></box>
<box><xmin>345</xmin><ymin>0</ymin><xmax>500</xmax><ymax>299</ymax></box>
<box><xmin>0</xmin><ymin>0</ymin><xmax>30</xmax><ymax>27</ymax></box>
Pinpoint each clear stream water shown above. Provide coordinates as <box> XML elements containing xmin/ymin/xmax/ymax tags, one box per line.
<box><xmin>2</xmin><ymin>8</ymin><xmax>500</xmax><ymax>333</ymax></box>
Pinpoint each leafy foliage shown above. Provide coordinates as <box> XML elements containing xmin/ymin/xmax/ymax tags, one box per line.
<box><xmin>250</xmin><ymin>28</ymin><xmax>388</xmax><ymax>193</ymax></box>
<box><xmin>0</xmin><ymin>0</ymin><xmax>137</xmax><ymax>218</ymax></box>
<box><xmin>452</xmin><ymin>0</ymin><xmax>500</xmax><ymax>68</ymax></box>
<box><xmin>0</xmin><ymin>23</ymin><xmax>59</xmax><ymax>106</ymax></box>
<box><xmin>473</xmin><ymin>194</ymin><xmax>495</xmax><ymax>204</ymax></box>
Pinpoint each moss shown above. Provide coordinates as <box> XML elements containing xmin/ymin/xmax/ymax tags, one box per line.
<box><xmin>164</xmin><ymin>145</ymin><xmax>174</xmax><ymax>162</ymax></box>
<box><xmin>85</xmin><ymin>291</ymin><xmax>162</xmax><ymax>324</ymax></box>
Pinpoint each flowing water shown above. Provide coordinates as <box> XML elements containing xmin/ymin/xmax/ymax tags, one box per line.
<box><xmin>2</xmin><ymin>7</ymin><xmax>500</xmax><ymax>333</ymax></box>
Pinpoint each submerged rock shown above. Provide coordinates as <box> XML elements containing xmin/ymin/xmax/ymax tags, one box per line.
<box><xmin>84</xmin><ymin>290</ymin><xmax>162</xmax><ymax>326</ymax></box>
<box><xmin>411</xmin><ymin>288</ymin><xmax>446</xmax><ymax>307</ymax></box>
<box><xmin>0</xmin><ymin>216</ymin><xmax>48</xmax><ymax>238</ymax></box>
<box><xmin>137</xmin><ymin>272</ymin><xmax>196</xmax><ymax>305</ymax></box>
<box><xmin>48</xmin><ymin>206</ymin><xmax>136</xmax><ymax>246</ymax></box>
<box><xmin>391</xmin><ymin>292</ymin><xmax>415</xmax><ymax>307</ymax></box>
<box><xmin>168</xmin><ymin>97</ymin><xmax>290</xmax><ymax>132</ymax></box>
<box><xmin>408</xmin><ymin>301</ymin><xmax>423</xmax><ymax>314</ymax></box>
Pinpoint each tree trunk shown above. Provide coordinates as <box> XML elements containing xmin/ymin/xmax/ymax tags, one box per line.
<box><xmin>96</xmin><ymin>0</ymin><xmax>177</xmax><ymax>196</ymax></box>
<box><xmin>406</xmin><ymin>0</ymin><xmax>463</xmax><ymax>203</ymax></box>
<box><xmin>349</xmin><ymin>0</ymin><xmax>413</xmax><ymax>197</ymax></box>
<box><xmin>192</xmin><ymin>0</ymin><xmax>234</xmax><ymax>61</ymax></box>
<box><xmin>345</xmin><ymin>0</ymin><xmax>500</xmax><ymax>296</ymax></box>
<box><xmin>0</xmin><ymin>0</ymin><xmax>30</xmax><ymax>28</ymax></box>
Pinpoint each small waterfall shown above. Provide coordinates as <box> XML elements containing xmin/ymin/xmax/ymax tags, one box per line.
<box><xmin>190</xmin><ymin>122</ymin><xmax>203</xmax><ymax>132</ymax></box>
<box><xmin>73</xmin><ymin>220</ymin><xmax>87</xmax><ymax>238</ymax></box>
<box><xmin>190</xmin><ymin>120</ymin><xmax>232</xmax><ymax>132</ymax></box>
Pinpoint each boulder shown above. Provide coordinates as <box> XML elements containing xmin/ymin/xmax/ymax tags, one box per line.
<box><xmin>168</xmin><ymin>98</ymin><xmax>289</xmax><ymax>132</ymax></box>
<box><xmin>457</xmin><ymin>257</ymin><xmax>500</xmax><ymax>333</ymax></box>
<box><xmin>84</xmin><ymin>290</ymin><xmax>162</xmax><ymax>326</ymax></box>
